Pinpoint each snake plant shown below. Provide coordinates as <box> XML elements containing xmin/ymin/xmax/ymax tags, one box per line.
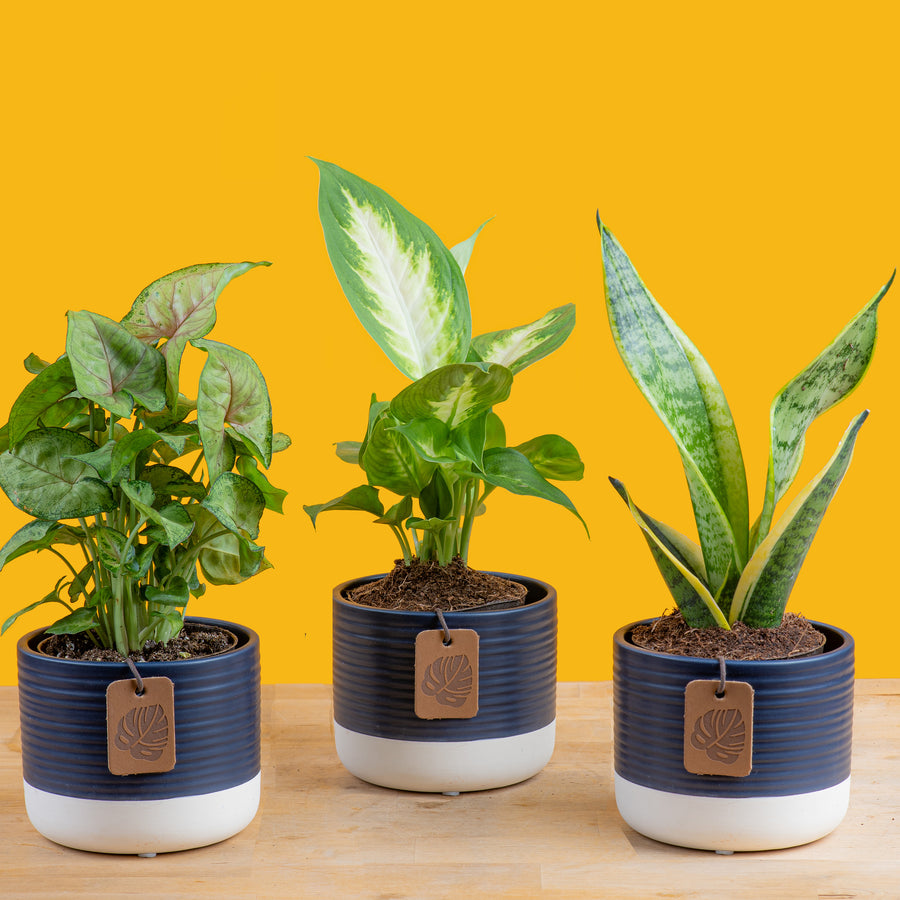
<box><xmin>600</xmin><ymin>216</ymin><xmax>891</xmax><ymax>629</ymax></box>
<box><xmin>305</xmin><ymin>161</ymin><xmax>586</xmax><ymax>565</ymax></box>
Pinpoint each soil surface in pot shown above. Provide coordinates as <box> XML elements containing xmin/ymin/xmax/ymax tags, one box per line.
<box><xmin>37</xmin><ymin>623</ymin><xmax>237</xmax><ymax>662</ymax></box>
<box><xmin>631</xmin><ymin>611</ymin><xmax>826</xmax><ymax>660</ymax></box>
<box><xmin>347</xmin><ymin>557</ymin><xmax>527</xmax><ymax>611</ymax></box>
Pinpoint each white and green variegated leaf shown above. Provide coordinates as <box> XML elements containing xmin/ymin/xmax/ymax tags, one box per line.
<box><xmin>8</xmin><ymin>356</ymin><xmax>81</xmax><ymax>448</ymax></box>
<box><xmin>450</xmin><ymin>219</ymin><xmax>491</xmax><ymax>274</ymax></box>
<box><xmin>193</xmin><ymin>338</ymin><xmax>273</xmax><ymax>484</ymax></box>
<box><xmin>389</xmin><ymin>417</ymin><xmax>453</xmax><ymax>464</ymax></box>
<box><xmin>481</xmin><ymin>447</ymin><xmax>588</xmax><ymax>534</ymax></box>
<box><xmin>122</xmin><ymin>262</ymin><xmax>270</xmax><ymax>407</ymax></box>
<box><xmin>609</xmin><ymin>477</ymin><xmax>726</xmax><ymax>628</ymax></box>
<box><xmin>390</xmin><ymin>363</ymin><xmax>513</xmax><ymax>431</ymax></box>
<box><xmin>315</xmin><ymin>159</ymin><xmax>471</xmax><ymax>379</ymax></box>
<box><xmin>201</xmin><ymin>472</ymin><xmax>266</xmax><ymax>541</ymax></box>
<box><xmin>514</xmin><ymin>434</ymin><xmax>584</xmax><ymax>481</ymax></box>
<box><xmin>95</xmin><ymin>526</ymin><xmax>135</xmax><ymax>573</ymax></box>
<box><xmin>469</xmin><ymin>304</ymin><xmax>576</xmax><ymax>375</ymax></box>
<box><xmin>0</xmin><ymin>428</ymin><xmax>116</xmax><ymax>520</ymax></box>
<box><xmin>599</xmin><ymin>218</ymin><xmax>748</xmax><ymax>591</ymax></box>
<box><xmin>66</xmin><ymin>311</ymin><xmax>167</xmax><ymax>418</ymax></box>
<box><xmin>753</xmin><ymin>274</ymin><xmax>893</xmax><ymax>548</ymax></box>
<box><xmin>731</xmin><ymin>411</ymin><xmax>869</xmax><ymax>628</ymax></box>
<box><xmin>303</xmin><ymin>485</ymin><xmax>384</xmax><ymax>528</ymax></box>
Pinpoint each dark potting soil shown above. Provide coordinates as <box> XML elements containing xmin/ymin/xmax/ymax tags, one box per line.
<box><xmin>38</xmin><ymin>623</ymin><xmax>236</xmax><ymax>662</ymax></box>
<box><xmin>630</xmin><ymin>611</ymin><xmax>826</xmax><ymax>660</ymax></box>
<box><xmin>347</xmin><ymin>557</ymin><xmax>528</xmax><ymax>611</ymax></box>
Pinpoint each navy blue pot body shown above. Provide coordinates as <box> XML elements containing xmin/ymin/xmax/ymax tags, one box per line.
<box><xmin>333</xmin><ymin>573</ymin><xmax>557</xmax><ymax>742</ymax></box>
<box><xmin>613</xmin><ymin>619</ymin><xmax>854</xmax><ymax>798</ymax></box>
<box><xmin>17</xmin><ymin>616</ymin><xmax>260</xmax><ymax>801</ymax></box>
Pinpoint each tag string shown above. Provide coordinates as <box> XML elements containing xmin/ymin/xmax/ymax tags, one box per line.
<box><xmin>435</xmin><ymin>609</ymin><xmax>452</xmax><ymax>646</ymax></box>
<box><xmin>126</xmin><ymin>657</ymin><xmax>145</xmax><ymax>696</ymax></box>
<box><xmin>716</xmin><ymin>654</ymin><xmax>727</xmax><ymax>698</ymax></box>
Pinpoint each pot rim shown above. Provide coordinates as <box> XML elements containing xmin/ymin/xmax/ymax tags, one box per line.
<box><xmin>333</xmin><ymin>571</ymin><xmax>555</xmax><ymax>618</ymax></box>
<box><xmin>17</xmin><ymin>615</ymin><xmax>258</xmax><ymax>669</ymax></box>
<box><xmin>614</xmin><ymin>616</ymin><xmax>852</xmax><ymax>665</ymax></box>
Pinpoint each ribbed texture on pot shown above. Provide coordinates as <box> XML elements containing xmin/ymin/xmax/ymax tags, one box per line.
<box><xmin>613</xmin><ymin>619</ymin><xmax>854</xmax><ymax>798</ymax></box>
<box><xmin>333</xmin><ymin>574</ymin><xmax>557</xmax><ymax>741</ymax></box>
<box><xmin>17</xmin><ymin>617</ymin><xmax>260</xmax><ymax>801</ymax></box>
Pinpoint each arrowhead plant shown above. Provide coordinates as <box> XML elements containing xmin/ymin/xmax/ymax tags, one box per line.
<box><xmin>0</xmin><ymin>263</ymin><xmax>289</xmax><ymax>655</ymax></box>
<box><xmin>305</xmin><ymin>161</ymin><xmax>586</xmax><ymax>566</ymax></box>
<box><xmin>600</xmin><ymin>216</ymin><xmax>891</xmax><ymax>629</ymax></box>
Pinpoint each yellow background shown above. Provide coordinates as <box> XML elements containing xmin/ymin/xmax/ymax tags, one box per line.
<box><xmin>0</xmin><ymin>2</ymin><xmax>897</xmax><ymax>685</ymax></box>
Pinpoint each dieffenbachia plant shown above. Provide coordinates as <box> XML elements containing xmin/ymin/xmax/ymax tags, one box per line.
<box><xmin>600</xmin><ymin>216</ymin><xmax>891</xmax><ymax>629</ymax></box>
<box><xmin>305</xmin><ymin>161</ymin><xmax>586</xmax><ymax>565</ymax></box>
<box><xmin>0</xmin><ymin>263</ymin><xmax>289</xmax><ymax>655</ymax></box>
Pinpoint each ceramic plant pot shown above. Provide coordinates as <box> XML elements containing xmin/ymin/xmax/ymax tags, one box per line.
<box><xmin>613</xmin><ymin>618</ymin><xmax>854</xmax><ymax>852</ymax></box>
<box><xmin>332</xmin><ymin>573</ymin><xmax>557</xmax><ymax>793</ymax></box>
<box><xmin>17</xmin><ymin>617</ymin><xmax>260</xmax><ymax>855</ymax></box>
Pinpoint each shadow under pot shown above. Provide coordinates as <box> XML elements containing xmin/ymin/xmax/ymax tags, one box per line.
<box><xmin>17</xmin><ymin>616</ymin><xmax>261</xmax><ymax>855</ymax></box>
<box><xmin>613</xmin><ymin>618</ymin><xmax>854</xmax><ymax>852</ymax></box>
<box><xmin>332</xmin><ymin>573</ymin><xmax>557</xmax><ymax>793</ymax></box>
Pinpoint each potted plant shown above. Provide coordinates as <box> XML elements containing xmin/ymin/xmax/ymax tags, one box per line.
<box><xmin>599</xmin><ymin>216</ymin><xmax>891</xmax><ymax>852</ymax></box>
<box><xmin>0</xmin><ymin>262</ymin><xmax>288</xmax><ymax>854</ymax></box>
<box><xmin>306</xmin><ymin>160</ymin><xmax>587</xmax><ymax>793</ymax></box>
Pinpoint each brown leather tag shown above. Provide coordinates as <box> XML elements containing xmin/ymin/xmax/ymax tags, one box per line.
<box><xmin>415</xmin><ymin>629</ymin><xmax>479</xmax><ymax>720</ymax></box>
<box><xmin>106</xmin><ymin>676</ymin><xmax>176</xmax><ymax>775</ymax></box>
<box><xmin>684</xmin><ymin>679</ymin><xmax>754</xmax><ymax>777</ymax></box>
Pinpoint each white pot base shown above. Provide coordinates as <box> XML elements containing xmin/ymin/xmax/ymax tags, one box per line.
<box><xmin>334</xmin><ymin>721</ymin><xmax>556</xmax><ymax>792</ymax></box>
<box><xmin>615</xmin><ymin>772</ymin><xmax>851</xmax><ymax>852</ymax></box>
<box><xmin>23</xmin><ymin>772</ymin><xmax>261</xmax><ymax>855</ymax></box>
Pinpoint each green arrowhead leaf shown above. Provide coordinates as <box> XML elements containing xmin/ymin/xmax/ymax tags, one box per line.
<box><xmin>314</xmin><ymin>159</ymin><xmax>471</xmax><ymax>379</ymax></box>
<box><xmin>0</xmin><ymin>428</ymin><xmax>116</xmax><ymax>519</ymax></box>
<box><xmin>469</xmin><ymin>304</ymin><xmax>576</xmax><ymax>375</ymax></box>
<box><xmin>236</xmin><ymin>456</ymin><xmax>287</xmax><ymax>513</ymax></box>
<box><xmin>121</xmin><ymin>479</ymin><xmax>194</xmax><ymax>546</ymax></box>
<box><xmin>201</xmin><ymin>472</ymin><xmax>266</xmax><ymax>540</ymax></box>
<box><xmin>8</xmin><ymin>356</ymin><xmax>81</xmax><ymax>448</ymax></box>
<box><xmin>66</xmin><ymin>311</ymin><xmax>166</xmax><ymax>417</ymax></box>
<box><xmin>145</xmin><ymin>577</ymin><xmax>190</xmax><ymax>608</ymax></box>
<box><xmin>194</xmin><ymin>507</ymin><xmax>268</xmax><ymax>585</ymax></box>
<box><xmin>140</xmin><ymin>464</ymin><xmax>207</xmax><ymax>501</ymax></box>
<box><xmin>193</xmin><ymin>338</ymin><xmax>273</xmax><ymax>484</ymax></box>
<box><xmin>732</xmin><ymin>411</ymin><xmax>870</xmax><ymax>627</ymax></box>
<box><xmin>0</xmin><ymin>519</ymin><xmax>66</xmax><ymax>571</ymax></box>
<box><xmin>514</xmin><ymin>434</ymin><xmax>584</xmax><ymax>481</ymax></box>
<box><xmin>45</xmin><ymin>606</ymin><xmax>99</xmax><ymax>635</ymax></box>
<box><xmin>754</xmin><ymin>274</ymin><xmax>893</xmax><ymax>547</ymax></box>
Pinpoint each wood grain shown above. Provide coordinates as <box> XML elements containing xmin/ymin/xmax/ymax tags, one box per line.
<box><xmin>1</xmin><ymin>681</ymin><xmax>898</xmax><ymax>899</ymax></box>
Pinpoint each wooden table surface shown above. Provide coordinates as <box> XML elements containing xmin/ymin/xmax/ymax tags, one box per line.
<box><xmin>1</xmin><ymin>681</ymin><xmax>898</xmax><ymax>899</ymax></box>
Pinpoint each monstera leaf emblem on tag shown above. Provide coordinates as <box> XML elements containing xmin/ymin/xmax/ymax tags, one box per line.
<box><xmin>690</xmin><ymin>708</ymin><xmax>746</xmax><ymax>764</ymax></box>
<box><xmin>115</xmin><ymin>705</ymin><xmax>170</xmax><ymax>761</ymax></box>
<box><xmin>421</xmin><ymin>654</ymin><xmax>474</xmax><ymax>708</ymax></box>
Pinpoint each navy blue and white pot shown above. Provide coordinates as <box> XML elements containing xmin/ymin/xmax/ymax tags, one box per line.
<box><xmin>17</xmin><ymin>616</ymin><xmax>260</xmax><ymax>855</ymax></box>
<box><xmin>613</xmin><ymin>618</ymin><xmax>854</xmax><ymax>852</ymax></box>
<box><xmin>332</xmin><ymin>573</ymin><xmax>557</xmax><ymax>793</ymax></box>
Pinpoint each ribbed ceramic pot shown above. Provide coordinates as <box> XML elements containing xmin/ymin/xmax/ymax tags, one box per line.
<box><xmin>332</xmin><ymin>573</ymin><xmax>557</xmax><ymax>793</ymax></box>
<box><xmin>17</xmin><ymin>616</ymin><xmax>261</xmax><ymax>855</ymax></box>
<box><xmin>613</xmin><ymin>618</ymin><xmax>854</xmax><ymax>852</ymax></box>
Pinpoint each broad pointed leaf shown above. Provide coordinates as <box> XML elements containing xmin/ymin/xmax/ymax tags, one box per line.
<box><xmin>469</xmin><ymin>304</ymin><xmax>576</xmax><ymax>375</ymax></box>
<box><xmin>481</xmin><ymin>447</ymin><xmax>588</xmax><ymax>534</ymax></box>
<box><xmin>0</xmin><ymin>519</ymin><xmax>65</xmax><ymax>571</ymax></box>
<box><xmin>194</xmin><ymin>338</ymin><xmax>273</xmax><ymax>483</ymax></box>
<box><xmin>45</xmin><ymin>606</ymin><xmax>99</xmax><ymax>635</ymax></box>
<box><xmin>121</xmin><ymin>479</ymin><xmax>194</xmax><ymax>546</ymax></box>
<box><xmin>109</xmin><ymin>429</ymin><xmax>165</xmax><ymax>479</ymax></box>
<box><xmin>609</xmin><ymin>477</ymin><xmax>725</xmax><ymax>628</ymax></box>
<box><xmin>389</xmin><ymin>418</ymin><xmax>452</xmax><ymax>464</ymax></box>
<box><xmin>390</xmin><ymin>363</ymin><xmax>513</xmax><ymax>430</ymax></box>
<box><xmin>122</xmin><ymin>261</ymin><xmax>270</xmax><ymax>406</ymax></box>
<box><xmin>0</xmin><ymin>428</ymin><xmax>116</xmax><ymax>519</ymax></box>
<box><xmin>8</xmin><ymin>356</ymin><xmax>81</xmax><ymax>447</ymax></box>
<box><xmin>66</xmin><ymin>311</ymin><xmax>166</xmax><ymax>418</ymax></box>
<box><xmin>514</xmin><ymin>434</ymin><xmax>584</xmax><ymax>481</ymax></box>
<box><xmin>236</xmin><ymin>456</ymin><xmax>287</xmax><ymax>513</ymax></box>
<box><xmin>145</xmin><ymin>577</ymin><xmax>190</xmax><ymax>608</ymax></box>
<box><xmin>731</xmin><ymin>411</ymin><xmax>869</xmax><ymax>627</ymax></box>
<box><xmin>304</xmin><ymin>485</ymin><xmax>385</xmax><ymax>528</ymax></box>
<box><xmin>140</xmin><ymin>464</ymin><xmax>207</xmax><ymax>501</ymax></box>
<box><xmin>599</xmin><ymin>218</ymin><xmax>747</xmax><ymax>591</ymax></box>
<box><xmin>67</xmin><ymin>441</ymin><xmax>118</xmax><ymax>482</ymax></box>
<box><xmin>201</xmin><ymin>472</ymin><xmax>265</xmax><ymax>540</ymax></box>
<box><xmin>754</xmin><ymin>274</ymin><xmax>893</xmax><ymax>547</ymax></box>
<box><xmin>2</xmin><ymin>582</ymin><xmax>73</xmax><ymax>636</ymax></box>
<box><xmin>315</xmin><ymin>159</ymin><xmax>471</xmax><ymax>378</ymax></box>
<box><xmin>96</xmin><ymin>526</ymin><xmax>135</xmax><ymax>573</ymax></box>
<box><xmin>360</xmin><ymin>408</ymin><xmax>436</xmax><ymax>496</ymax></box>
<box><xmin>194</xmin><ymin>508</ymin><xmax>268</xmax><ymax>585</ymax></box>
<box><xmin>374</xmin><ymin>495</ymin><xmax>413</xmax><ymax>526</ymax></box>
<box><xmin>450</xmin><ymin>219</ymin><xmax>491</xmax><ymax>274</ymax></box>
